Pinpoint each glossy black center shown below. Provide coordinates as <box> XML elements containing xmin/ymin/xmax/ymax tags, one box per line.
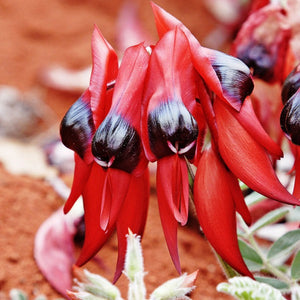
<box><xmin>148</xmin><ymin>100</ymin><xmax>198</xmax><ymax>160</ymax></box>
<box><xmin>92</xmin><ymin>113</ymin><xmax>141</xmax><ymax>173</ymax></box>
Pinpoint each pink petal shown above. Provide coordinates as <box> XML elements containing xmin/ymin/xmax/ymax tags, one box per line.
<box><xmin>34</xmin><ymin>207</ymin><xmax>76</xmax><ymax>297</ymax></box>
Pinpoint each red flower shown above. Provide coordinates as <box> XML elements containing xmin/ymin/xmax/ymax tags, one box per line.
<box><xmin>148</xmin><ymin>2</ymin><xmax>299</xmax><ymax>277</ymax></box>
<box><xmin>231</xmin><ymin>3</ymin><xmax>292</xmax><ymax>83</ymax></box>
<box><xmin>60</xmin><ymin>26</ymin><xmax>150</xmax><ymax>280</ymax></box>
<box><xmin>142</xmin><ymin>26</ymin><xmax>202</xmax><ymax>272</ymax></box>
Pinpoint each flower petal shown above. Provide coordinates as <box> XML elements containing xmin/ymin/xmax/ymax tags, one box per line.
<box><xmin>92</xmin><ymin>44</ymin><xmax>149</xmax><ymax>175</ymax></box>
<box><xmin>231</xmin><ymin>4</ymin><xmax>291</xmax><ymax>83</ymax></box>
<box><xmin>142</xmin><ymin>27</ymin><xmax>198</xmax><ymax>161</ymax></box>
<box><xmin>113</xmin><ymin>170</ymin><xmax>150</xmax><ymax>282</ymax></box>
<box><xmin>89</xmin><ymin>25</ymin><xmax>118</xmax><ymax>128</ymax></box>
<box><xmin>150</xmin><ymin>2</ymin><xmax>246</xmax><ymax>111</ymax></box>
<box><xmin>230</xmin><ymin>97</ymin><xmax>283</xmax><ymax>159</ymax></box>
<box><xmin>64</xmin><ymin>154</ymin><xmax>92</xmax><ymax>214</ymax></box>
<box><xmin>76</xmin><ymin>164</ymin><xmax>131</xmax><ymax>266</ymax></box>
<box><xmin>156</xmin><ymin>156</ymin><xmax>189</xmax><ymax>273</ymax></box>
<box><xmin>194</xmin><ymin>148</ymin><xmax>253</xmax><ymax>277</ymax></box>
<box><xmin>214</xmin><ymin>99</ymin><xmax>300</xmax><ymax>205</ymax></box>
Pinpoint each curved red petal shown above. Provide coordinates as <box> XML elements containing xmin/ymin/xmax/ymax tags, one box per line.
<box><xmin>194</xmin><ymin>148</ymin><xmax>253</xmax><ymax>277</ymax></box>
<box><xmin>64</xmin><ymin>154</ymin><xmax>92</xmax><ymax>214</ymax></box>
<box><xmin>293</xmin><ymin>147</ymin><xmax>300</xmax><ymax>198</ymax></box>
<box><xmin>112</xmin><ymin>43</ymin><xmax>149</xmax><ymax>126</ymax></box>
<box><xmin>229</xmin><ymin>97</ymin><xmax>283</xmax><ymax>159</ymax></box>
<box><xmin>156</xmin><ymin>158</ymin><xmax>181</xmax><ymax>273</ymax></box>
<box><xmin>142</xmin><ymin>26</ymin><xmax>196</xmax><ymax>162</ymax></box>
<box><xmin>76</xmin><ymin>166</ymin><xmax>131</xmax><ymax>266</ymax></box>
<box><xmin>228</xmin><ymin>172</ymin><xmax>252</xmax><ymax>226</ymax></box>
<box><xmin>113</xmin><ymin>170</ymin><xmax>150</xmax><ymax>282</ymax></box>
<box><xmin>76</xmin><ymin>163</ymin><xmax>113</xmax><ymax>266</ymax></box>
<box><xmin>89</xmin><ymin>25</ymin><xmax>118</xmax><ymax>128</ymax></box>
<box><xmin>214</xmin><ymin>99</ymin><xmax>300</xmax><ymax>205</ymax></box>
<box><xmin>150</xmin><ymin>2</ymin><xmax>242</xmax><ymax>111</ymax></box>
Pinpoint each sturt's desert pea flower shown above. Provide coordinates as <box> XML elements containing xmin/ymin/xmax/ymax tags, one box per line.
<box><xmin>60</xmin><ymin>2</ymin><xmax>300</xmax><ymax>282</ymax></box>
<box><xmin>280</xmin><ymin>64</ymin><xmax>300</xmax><ymax>199</ymax></box>
<box><xmin>231</xmin><ymin>3</ymin><xmax>292</xmax><ymax>83</ymax></box>
<box><xmin>141</xmin><ymin>26</ymin><xmax>203</xmax><ymax>272</ymax></box>
<box><xmin>149</xmin><ymin>2</ymin><xmax>299</xmax><ymax>276</ymax></box>
<box><xmin>60</xmin><ymin>25</ymin><xmax>150</xmax><ymax>281</ymax></box>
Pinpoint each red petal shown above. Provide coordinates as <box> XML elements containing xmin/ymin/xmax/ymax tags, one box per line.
<box><xmin>156</xmin><ymin>156</ymin><xmax>190</xmax><ymax>273</ymax></box>
<box><xmin>142</xmin><ymin>26</ymin><xmax>196</xmax><ymax>161</ymax></box>
<box><xmin>229</xmin><ymin>97</ymin><xmax>283</xmax><ymax>159</ymax></box>
<box><xmin>194</xmin><ymin>148</ymin><xmax>253</xmax><ymax>277</ymax></box>
<box><xmin>150</xmin><ymin>2</ymin><xmax>242</xmax><ymax>111</ymax></box>
<box><xmin>293</xmin><ymin>147</ymin><xmax>300</xmax><ymax>198</ymax></box>
<box><xmin>76</xmin><ymin>165</ymin><xmax>131</xmax><ymax>266</ymax></box>
<box><xmin>228</xmin><ymin>172</ymin><xmax>252</xmax><ymax>226</ymax></box>
<box><xmin>214</xmin><ymin>99</ymin><xmax>300</xmax><ymax>205</ymax></box>
<box><xmin>89</xmin><ymin>25</ymin><xmax>118</xmax><ymax>128</ymax></box>
<box><xmin>64</xmin><ymin>153</ymin><xmax>91</xmax><ymax>214</ymax></box>
<box><xmin>76</xmin><ymin>163</ymin><xmax>112</xmax><ymax>266</ymax></box>
<box><xmin>112</xmin><ymin>43</ymin><xmax>149</xmax><ymax>126</ymax></box>
<box><xmin>113</xmin><ymin>170</ymin><xmax>150</xmax><ymax>282</ymax></box>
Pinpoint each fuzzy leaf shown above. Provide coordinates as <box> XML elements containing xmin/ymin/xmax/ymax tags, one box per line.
<box><xmin>267</xmin><ymin>229</ymin><xmax>300</xmax><ymax>260</ymax></box>
<box><xmin>217</xmin><ymin>276</ymin><xmax>285</xmax><ymax>300</ymax></box>
<box><xmin>249</xmin><ymin>207</ymin><xmax>290</xmax><ymax>234</ymax></box>
<box><xmin>291</xmin><ymin>250</ymin><xmax>300</xmax><ymax>280</ymax></box>
<box><xmin>238</xmin><ymin>239</ymin><xmax>263</xmax><ymax>271</ymax></box>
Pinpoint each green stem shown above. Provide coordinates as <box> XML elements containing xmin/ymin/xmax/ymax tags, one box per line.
<box><xmin>238</xmin><ymin>215</ymin><xmax>293</xmax><ymax>286</ymax></box>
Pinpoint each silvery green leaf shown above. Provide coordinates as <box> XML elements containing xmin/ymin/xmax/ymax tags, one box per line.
<box><xmin>238</xmin><ymin>239</ymin><xmax>263</xmax><ymax>271</ymax></box>
<box><xmin>291</xmin><ymin>251</ymin><xmax>300</xmax><ymax>280</ymax></box>
<box><xmin>217</xmin><ymin>276</ymin><xmax>285</xmax><ymax>300</ymax></box>
<box><xmin>249</xmin><ymin>207</ymin><xmax>290</xmax><ymax>234</ymax></box>
<box><xmin>267</xmin><ymin>229</ymin><xmax>300</xmax><ymax>260</ymax></box>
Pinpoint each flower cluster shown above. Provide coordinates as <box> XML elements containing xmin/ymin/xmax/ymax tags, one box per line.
<box><xmin>230</xmin><ymin>0</ymin><xmax>300</xmax><ymax>198</ymax></box>
<box><xmin>60</xmin><ymin>2</ymin><xmax>299</xmax><ymax>281</ymax></box>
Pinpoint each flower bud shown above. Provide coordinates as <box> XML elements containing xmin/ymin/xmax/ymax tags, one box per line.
<box><xmin>232</xmin><ymin>5</ymin><xmax>291</xmax><ymax>83</ymax></box>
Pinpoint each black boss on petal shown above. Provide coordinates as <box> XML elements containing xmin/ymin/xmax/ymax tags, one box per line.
<box><xmin>92</xmin><ymin>113</ymin><xmax>141</xmax><ymax>173</ymax></box>
<box><xmin>235</xmin><ymin>42</ymin><xmax>274</xmax><ymax>82</ymax></box>
<box><xmin>280</xmin><ymin>92</ymin><xmax>300</xmax><ymax>146</ymax></box>
<box><xmin>211</xmin><ymin>50</ymin><xmax>254</xmax><ymax>105</ymax></box>
<box><xmin>60</xmin><ymin>96</ymin><xmax>95</xmax><ymax>160</ymax></box>
<box><xmin>281</xmin><ymin>65</ymin><xmax>300</xmax><ymax>104</ymax></box>
<box><xmin>148</xmin><ymin>100</ymin><xmax>198</xmax><ymax>160</ymax></box>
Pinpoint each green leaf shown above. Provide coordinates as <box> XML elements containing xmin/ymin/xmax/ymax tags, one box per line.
<box><xmin>255</xmin><ymin>276</ymin><xmax>289</xmax><ymax>291</ymax></box>
<box><xmin>238</xmin><ymin>239</ymin><xmax>263</xmax><ymax>271</ymax></box>
<box><xmin>249</xmin><ymin>208</ymin><xmax>290</xmax><ymax>234</ymax></box>
<box><xmin>267</xmin><ymin>229</ymin><xmax>300</xmax><ymax>260</ymax></box>
<box><xmin>245</xmin><ymin>191</ymin><xmax>266</xmax><ymax>207</ymax></box>
<box><xmin>291</xmin><ymin>250</ymin><xmax>300</xmax><ymax>280</ymax></box>
<box><xmin>217</xmin><ymin>276</ymin><xmax>285</xmax><ymax>300</ymax></box>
